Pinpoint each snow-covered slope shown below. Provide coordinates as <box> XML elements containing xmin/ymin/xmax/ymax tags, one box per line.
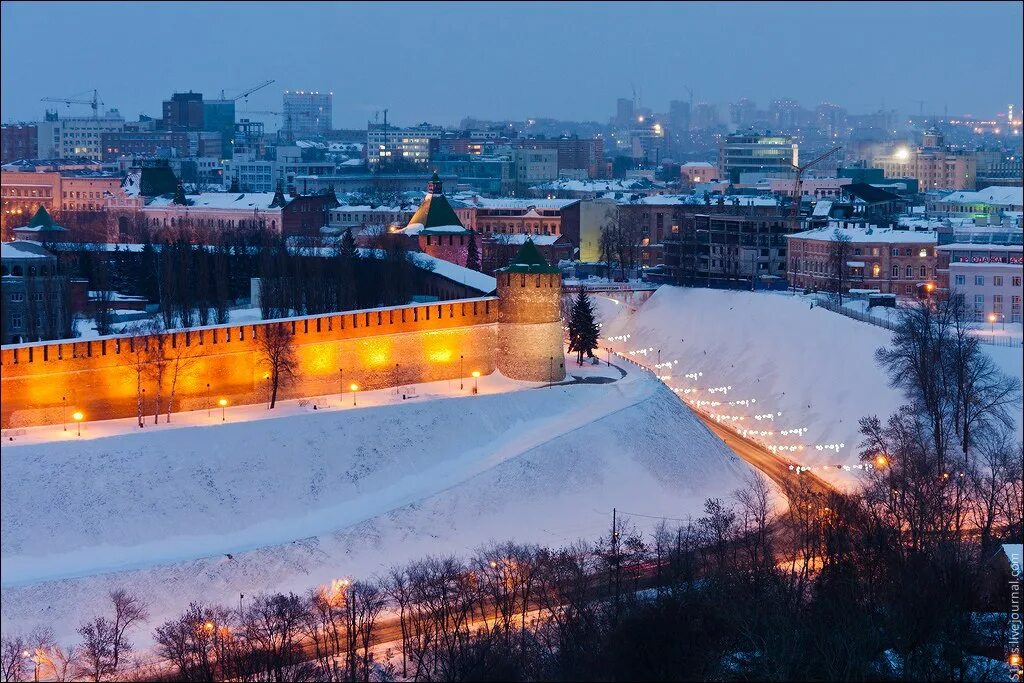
<box><xmin>1</xmin><ymin>368</ymin><xmax>754</xmax><ymax>642</ymax></box>
<box><xmin>597</xmin><ymin>287</ymin><xmax>1023</xmax><ymax>484</ymax></box>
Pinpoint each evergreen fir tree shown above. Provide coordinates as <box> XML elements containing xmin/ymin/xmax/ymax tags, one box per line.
<box><xmin>567</xmin><ymin>289</ymin><xmax>601</xmax><ymax>365</ymax></box>
<box><xmin>336</xmin><ymin>227</ymin><xmax>358</xmax><ymax>310</ymax></box>
<box><xmin>172</xmin><ymin>182</ymin><xmax>188</xmax><ymax>206</ymax></box>
<box><xmin>466</xmin><ymin>229</ymin><xmax>480</xmax><ymax>271</ymax></box>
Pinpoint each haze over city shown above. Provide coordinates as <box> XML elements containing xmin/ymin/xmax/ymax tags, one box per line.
<box><xmin>2</xmin><ymin>1</ymin><xmax>1022</xmax><ymax>127</ymax></box>
<box><xmin>1</xmin><ymin>2</ymin><xmax>1022</xmax><ymax>682</ymax></box>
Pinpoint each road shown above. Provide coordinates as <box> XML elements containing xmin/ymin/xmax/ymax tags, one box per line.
<box><xmin>610</xmin><ymin>351</ymin><xmax>833</xmax><ymax>497</ymax></box>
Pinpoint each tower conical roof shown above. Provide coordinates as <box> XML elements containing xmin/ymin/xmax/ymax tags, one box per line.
<box><xmin>15</xmin><ymin>205</ymin><xmax>67</xmax><ymax>235</ymax></box>
<box><xmin>405</xmin><ymin>172</ymin><xmax>469</xmax><ymax>235</ymax></box>
<box><xmin>496</xmin><ymin>237</ymin><xmax>560</xmax><ymax>274</ymax></box>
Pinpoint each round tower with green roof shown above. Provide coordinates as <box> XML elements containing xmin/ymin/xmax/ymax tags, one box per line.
<box><xmin>495</xmin><ymin>238</ymin><xmax>566</xmax><ymax>382</ymax></box>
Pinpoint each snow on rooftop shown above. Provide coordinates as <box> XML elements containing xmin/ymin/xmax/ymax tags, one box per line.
<box><xmin>790</xmin><ymin>224</ymin><xmax>938</xmax><ymax>244</ymax></box>
<box><xmin>1</xmin><ymin>241</ymin><xmax>53</xmax><ymax>259</ymax></box>
<box><xmin>467</xmin><ymin>197</ymin><xmax>577</xmax><ymax>210</ymax></box>
<box><xmin>411</xmin><ymin>252</ymin><xmax>497</xmax><ymax>293</ymax></box>
<box><xmin>940</xmin><ymin>186</ymin><xmax>1023</xmax><ymax>206</ymax></box>
<box><xmin>147</xmin><ymin>192</ymin><xmax>280</xmax><ymax>210</ymax></box>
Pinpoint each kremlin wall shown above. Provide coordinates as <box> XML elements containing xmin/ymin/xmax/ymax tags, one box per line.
<box><xmin>0</xmin><ymin>176</ymin><xmax>569</xmax><ymax>430</ymax></box>
<box><xmin>1</xmin><ymin>243</ymin><xmax>568</xmax><ymax>429</ymax></box>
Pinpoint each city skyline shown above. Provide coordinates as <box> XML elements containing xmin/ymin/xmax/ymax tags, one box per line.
<box><xmin>1</xmin><ymin>1</ymin><xmax>1021</xmax><ymax>129</ymax></box>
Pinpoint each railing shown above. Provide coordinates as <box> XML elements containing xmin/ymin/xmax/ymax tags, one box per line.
<box><xmin>813</xmin><ymin>296</ymin><xmax>1023</xmax><ymax>348</ymax></box>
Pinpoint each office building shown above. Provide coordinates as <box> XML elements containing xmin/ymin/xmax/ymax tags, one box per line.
<box><xmin>283</xmin><ymin>90</ymin><xmax>333</xmax><ymax>138</ymax></box>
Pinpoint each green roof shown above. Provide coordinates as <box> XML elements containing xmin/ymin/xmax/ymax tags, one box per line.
<box><xmin>18</xmin><ymin>205</ymin><xmax>67</xmax><ymax>233</ymax></box>
<box><xmin>496</xmin><ymin>238</ymin><xmax>560</xmax><ymax>273</ymax></box>
<box><xmin>407</xmin><ymin>172</ymin><xmax>469</xmax><ymax>234</ymax></box>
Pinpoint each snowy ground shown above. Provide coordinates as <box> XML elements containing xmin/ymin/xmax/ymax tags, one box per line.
<box><xmin>840</xmin><ymin>298</ymin><xmax>1023</xmax><ymax>345</ymax></box>
<box><xmin>595</xmin><ymin>287</ymin><xmax>1023</xmax><ymax>489</ymax></box>
<box><xmin>1</xmin><ymin>355</ymin><xmax>757</xmax><ymax>644</ymax></box>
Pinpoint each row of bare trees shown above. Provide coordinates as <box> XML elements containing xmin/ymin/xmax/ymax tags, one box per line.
<box><xmin>2</xmin><ymin>460</ymin><xmax>1019</xmax><ymax>681</ymax></box>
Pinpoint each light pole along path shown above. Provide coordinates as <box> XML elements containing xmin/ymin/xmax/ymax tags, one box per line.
<box><xmin>611</xmin><ymin>350</ymin><xmax>833</xmax><ymax>497</ymax></box>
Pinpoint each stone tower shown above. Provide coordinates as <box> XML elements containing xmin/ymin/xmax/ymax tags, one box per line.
<box><xmin>495</xmin><ymin>238</ymin><xmax>566</xmax><ymax>383</ymax></box>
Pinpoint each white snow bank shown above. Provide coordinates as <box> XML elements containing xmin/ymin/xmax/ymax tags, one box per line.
<box><xmin>1</xmin><ymin>367</ymin><xmax>755</xmax><ymax>643</ymax></box>
<box><xmin>597</xmin><ymin>287</ymin><xmax>1022</xmax><ymax>489</ymax></box>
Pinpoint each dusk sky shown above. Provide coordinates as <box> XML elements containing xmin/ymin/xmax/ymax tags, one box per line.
<box><xmin>2</xmin><ymin>1</ymin><xmax>1022</xmax><ymax>128</ymax></box>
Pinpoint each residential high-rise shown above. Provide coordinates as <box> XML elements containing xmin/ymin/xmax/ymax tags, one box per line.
<box><xmin>162</xmin><ymin>92</ymin><xmax>204</xmax><ymax>131</ymax></box>
<box><xmin>36</xmin><ymin>111</ymin><xmax>125</xmax><ymax>160</ymax></box>
<box><xmin>729</xmin><ymin>99</ymin><xmax>757</xmax><ymax>130</ymax></box>
<box><xmin>282</xmin><ymin>90</ymin><xmax>333</xmax><ymax>138</ymax></box>
<box><xmin>669</xmin><ymin>100</ymin><xmax>691</xmax><ymax>132</ymax></box>
<box><xmin>202</xmin><ymin>99</ymin><xmax>236</xmax><ymax>159</ymax></box>
<box><xmin>616</xmin><ymin>97</ymin><xmax>635</xmax><ymax>127</ymax></box>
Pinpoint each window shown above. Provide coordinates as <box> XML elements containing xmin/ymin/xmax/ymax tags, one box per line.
<box><xmin>11</xmin><ymin>313</ymin><xmax>23</xmax><ymax>329</ymax></box>
<box><xmin>919</xmin><ymin>265</ymin><xmax>926</xmax><ymax>277</ymax></box>
<box><xmin>906</xmin><ymin>265</ymin><xmax>913</xmax><ymax>278</ymax></box>
<box><xmin>1014</xmin><ymin>277</ymin><xmax>1022</xmax><ymax>288</ymax></box>
<box><xmin>974</xmin><ymin>294</ymin><xmax>985</xmax><ymax>310</ymax></box>
<box><xmin>955</xmin><ymin>274</ymin><xmax>965</xmax><ymax>286</ymax></box>
<box><xmin>10</xmin><ymin>292</ymin><xmax>25</xmax><ymax>302</ymax></box>
<box><xmin>872</xmin><ymin>264</ymin><xmax>880</xmax><ymax>277</ymax></box>
<box><xmin>993</xmin><ymin>276</ymin><xmax>1003</xmax><ymax>287</ymax></box>
<box><xmin>918</xmin><ymin>248</ymin><xmax>927</xmax><ymax>258</ymax></box>
<box><xmin>975</xmin><ymin>275</ymin><xmax>985</xmax><ymax>286</ymax></box>
<box><xmin>892</xmin><ymin>265</ymin><xmax>899</xmax><ymax>278</ymax></box>
<box><xmin>993</xmin><ymin>294</ymin><xmax>1003</xmax><ymax>312</ymax></box>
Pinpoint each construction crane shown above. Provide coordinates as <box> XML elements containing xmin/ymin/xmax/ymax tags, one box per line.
<box><xmin>41</xmin><ymin>89</ymin><xmax>103</xmax><ymax>116</ymax></box>
<box><xmin>218</xmin><ymin>79</ymin><xmax>275</xmax><ymax>102</ymax></box>
<box><xmin>787</xmin><ymin>145</ymin><xmax>842</xmax><ymax>226</ymax></box>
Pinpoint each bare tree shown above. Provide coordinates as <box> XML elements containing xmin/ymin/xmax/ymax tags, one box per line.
<box><xmin>827</xmin><ymin>228</ymin><xmax>853</xmax><ymax>304</ymax></box>
<box><xmin>76</xmin><ymin>617</ymin><xmax>116</xmax><ymax>682</ymax></box>
<box><xmin>0</xmin><ymin>633</ymin><xmax>28</xmax><ymax>682</ymax></box>
<box><xmin>43</xmin><ymin>644</ymin><xmax>81</xmax><ymax>683</ymax></box>
<box><xmin>109</xmin><ymin>589</ymin><xmax>149</xmax><ymax>675</ymax></box>
<box><xmin>258</xmin><ymin>322</ymin><xmax>298</xmax><ymax>409</ymax></box>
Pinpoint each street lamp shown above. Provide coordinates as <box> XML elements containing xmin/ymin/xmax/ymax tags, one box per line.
<box><xmin>339</xmin><ymin>368</ymin><xmax>343</xmax><ymax>406</ymax></box>
<box><xmin>73</xmin><ymin>411</ymin><xmax>84</xmax><ymax>437</ymax></box>
<box><xmin>62</xmin><ymin>395</ymin><xmax>67</xmax><ymax>431</ymax></box>
<box><xmin>988</xmin><ymin>312</ymin><xmax>997</xmax><ymax>334</ymax></box>
<box><xmin>219</xmin><ymin>398</ymin><xmax>228</xmax><ymax>422</ymax></box>
<box><xmin>21</xmin><ymin>650</ymin><xmax>39</xmax><ymax>683</ymax></box>
<box><xmin>350</xmin><ymin>383</ymin><xmax>359</xmax><ymax>406</ymax></box>
<box><xmin>206</xmin><ymin>382</ymin><xmax>212</xmax><ymax>417</ymax></box>
<box><xmin>460</xmin><ymin>354</ymin><xmax>464</xmax><ymax>390</ymax></box>
<box><xmin>264</xmin><ymin>374</ymin><xmax>271</xmax><ymax>410</ymax></box>
<box><xmin>471</xmin><ymin>370</ymin><xmax>480</xmax><ymax>394</ymax></box>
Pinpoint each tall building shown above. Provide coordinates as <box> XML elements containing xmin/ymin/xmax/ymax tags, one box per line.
<box><xmin>1</xmin><ymin>124</ymin><xmax>38</xmax><ymax>163</ymax></box>
<box><xmin>729</xmin><ymin>99</ymin><xmax>757</xmax><ymax>130</ymax></box>
<box><xmin>616</xmin><ymin>97</ymin><xmax>635</xmax><ymax>127</ymax></box>
<box><xmin>283</xmin><ymin>90</ymin><xmax>333</xmax><ymax>138</ymax></box>
<box><xmin>202</xmin><ymin>99</ymin><xmax>236</xmax><ymax>159</ymax></box>
<box><xmin>768</xmin><ymin>98</ymin><xmax>804</xmax><ymax>130</ymax></box>
<box><xmin>35</xmin><ymin>111</ymin><xmax>125</xmax><ymax>160</ymax></box>
<box><xmin>669</xmin><ymin>100</ymin><xmax>691</xmax><ymax>133</ymax></box>
<box><xmin>815</xmin><ymin>102</ymin><xmax>847</xmax><ymax>138</ymax></box>
<box><xmin>692</xmin><ymin>103</ymin><xmax>720</xmax><ymax>129</ymax></box>
<box><xmin>872</xmin><ymin>129</ymin><xmax>977</xmax><ymax>191</ymax></box>
<box><xmin>367</xmin><ymin>122</ymin><xmax>443</xmax><ymax>168</ymax></box>
<box><xmin>162</xmin><ymin>92</ymin><xmax>205</xmax><ymax>131</ymax></box>
<box><xmin>718</xmin><ymin>131</ymin><xmax>798</xmax><ymax>183</ymax></box>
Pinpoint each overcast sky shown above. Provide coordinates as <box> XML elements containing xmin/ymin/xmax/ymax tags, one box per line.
<box><xmin>2</xmin><ymin>1</ymin><xmax>1021</xmax><ymax>128</ymax></box>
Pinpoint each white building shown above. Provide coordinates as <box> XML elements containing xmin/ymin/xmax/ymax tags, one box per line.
<box><xmin>770</xmin><ymin>176</ymin><xmax>852</xmax><ymax>198</ymax></box>
<box><xmin>142</xmin><ymin>192</ymin><xmax>284</xmax><ymax>235</ymax></box>
<box><xmin>939</xmin><ymin>239</ymin><xmax>1023</xmax><ymax>323</ymax></box>
<box><xmin>36</xmin><ymin>111</ymin><xmax>125</xmax><ymax>160</ymax></box>
<box><xmin>367</xmin><ymin>124</ymin><xmax>444</xmax><ymax>167</ymax></box>
<box><xmin>513</xmin><ymin>147</ymin><xmax>558</xmax><ymax>187</ymax></box>
<box><xmin>934</xmin><ymin>186</ymin><xmax>1024</xmax><ymax>217</ymax></box>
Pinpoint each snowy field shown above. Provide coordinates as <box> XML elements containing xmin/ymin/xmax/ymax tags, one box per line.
<box><xmin>596</xmin><ymin>287</ymin><xmax>1023</xmax><ymax>488</ymax></box>
<box><xmin>1</xmin><ymin>358</ymin><xmax>756</xmax><ymax>643</ymax></box>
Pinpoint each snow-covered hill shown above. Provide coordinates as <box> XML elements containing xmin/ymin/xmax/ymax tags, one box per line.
<box><xmin>1</xmin><ymin>366</ymin><xmax>754</xmax><ymax>642</ymax></box>
<box><xmin>596</xmin><ymin>287</ymin><xmax>1023</xmax><ymax>485</ymax></box>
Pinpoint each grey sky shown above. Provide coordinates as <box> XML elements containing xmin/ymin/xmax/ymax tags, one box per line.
<box><xmin>2</xmin><ymin>1</ymin><xmax>1021</xmax><ymax>128</ymax></box>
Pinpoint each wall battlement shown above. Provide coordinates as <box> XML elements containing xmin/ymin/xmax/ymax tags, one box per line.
<box><xmin>1</xmin><ymin>298</ymin><xmax>499</xmax><ymax>428</ymax></box>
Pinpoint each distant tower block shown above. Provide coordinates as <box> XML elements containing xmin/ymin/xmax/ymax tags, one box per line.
<box><xmin>495</xmin><ymin>239</ymin><xmax>566</xmax><ymax>382</ymax></box>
